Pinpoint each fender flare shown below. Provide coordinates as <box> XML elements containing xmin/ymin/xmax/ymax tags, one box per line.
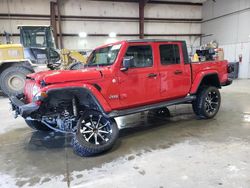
<box><xmin>0</xmin><ymin>59</ymin><xmax>34</xmax><ymax>73</ymax></box>
<box><xmin>0</xmin><ymin>59</ymin><xmax>32</xmax><ymax>66</ymax></box>
<box><xmin>45</xmin><ymin>84</ymin><xmax>112</xmax><ymax>115</ymax></box>
<box><xmin>190</xmin><ymin>70</ymin><xmax>220</xmax><ymax>94</ymax></box>
<box><xmin>83</xmin><ymin>84</ymin><xmax>112</xmax><ymax>114</ymax></box>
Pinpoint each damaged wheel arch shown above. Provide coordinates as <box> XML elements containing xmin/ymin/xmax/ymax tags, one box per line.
<box><xmin>44</xmin><ymin>85</ymin><xmax>111</xmax><ymax>117</ymax></box>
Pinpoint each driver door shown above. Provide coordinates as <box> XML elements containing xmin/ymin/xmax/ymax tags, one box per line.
<box><xmin>117</xmin><ymin>44</ymin><xmax>160</xmax><ymax>109</ymax></box>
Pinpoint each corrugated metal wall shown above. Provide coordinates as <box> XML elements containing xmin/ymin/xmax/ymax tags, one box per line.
<box><xmin>0</xmin><ymin>0</ymin><xmax>202</xmax><ymax>52</ymax></box>
<box><xmin>202</xmin><ymin>0</ymin><xmax>250</xmax><ymax>78</ymax></box>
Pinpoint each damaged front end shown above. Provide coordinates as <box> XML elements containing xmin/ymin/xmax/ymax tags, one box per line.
<box><xmin>39</xmin><ymin>95</ymin><xmax>80</xmax><ymax>133</ymax></box>
<box><xmin>10</xmin><ymin>91</ymin><xmax>80</xmax><ymax>134</ymax></box>
<box><xmin>10</xmin><ymin>95</ymin><xmax>40</xmax><ymax>118</ymax></box>
<box><xmin>10</xmin><ymin>81</ymin><xmax>105</xmax><ymax>135</ymax></box>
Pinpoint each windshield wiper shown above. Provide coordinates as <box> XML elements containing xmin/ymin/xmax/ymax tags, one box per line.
<box><xmin>87</xmin><ymin>63</ymin><xmax>111</xmax><ymax>67</ymax></box>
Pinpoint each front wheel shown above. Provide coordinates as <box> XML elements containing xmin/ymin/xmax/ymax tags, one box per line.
<box><xmin>72</xmin><ymin>110</ymin><xmax>119</xmax><ymax>157</ymax></box>
<box><xmin>192</xmin><ymin>86</ymin><xmax>221</xmax><ymax>119</ymax></box>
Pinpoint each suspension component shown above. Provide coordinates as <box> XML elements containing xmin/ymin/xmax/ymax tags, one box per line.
<box><xmin>72</xmin><ymin>97</ymin><xmax>78</xmax><ymax>117</ymax></box>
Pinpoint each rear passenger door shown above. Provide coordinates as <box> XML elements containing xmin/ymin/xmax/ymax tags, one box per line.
<box><xmin>157</xmin><ymin>43</ymin><xmax>191</xmax><ymax>100</ymax></box>
<box><xmin>118</xmin><ymin>44</ymin><xmax>160</xmax><ymax>108</ymax></box>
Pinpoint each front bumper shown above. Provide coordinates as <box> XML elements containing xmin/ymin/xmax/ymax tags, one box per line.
<box><xmin>10</xmin><ymin>96</ymin><xmax>39</xmax><ymax>118</ymax></box>
<box><xmin>221</xmin><ymin>78</ymin><xmax>233</xmax><ymax>86</ymax></box>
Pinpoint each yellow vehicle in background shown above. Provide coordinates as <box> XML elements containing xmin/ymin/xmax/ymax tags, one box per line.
<box><xmin>0</xmin><ymin>43</ymin><xmax>34</xmax><ymax>96</ymax></box>
<box><xmin>60</xmin><ymin>49</ymin><xmax>87</xmax><ymax>70</ymax></box>
<box><xmin>0</xmin><ymin>25</ymin><xmax>86</xmax><ymax>96</ymax></box>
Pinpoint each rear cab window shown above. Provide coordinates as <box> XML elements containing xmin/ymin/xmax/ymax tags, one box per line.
<box><xmin>159</xmin><ymin>44</ymin><xmax>180</xmax><ymax>65</ymax></box>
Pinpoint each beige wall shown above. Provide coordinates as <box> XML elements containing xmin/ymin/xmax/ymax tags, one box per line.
<box><xmin>202</xmin><ymin>0</ymin><xmax>250</xmax><ymax>78</ymax></box>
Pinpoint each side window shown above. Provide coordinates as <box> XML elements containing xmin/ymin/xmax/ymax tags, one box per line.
<box><xmin>159</xmin><ymin>44</ymin><xmax>180</xmax><ymax>65</ymax></box>
<box><xmin>125</xmin><ymin>45</ymin><xmax>153</xmax><ymax>68</ymax></box>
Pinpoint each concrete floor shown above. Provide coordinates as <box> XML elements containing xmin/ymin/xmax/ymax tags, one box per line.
<box><xmin>0</xmin><ymin>80</ymin><xmax>250</xmax><ymax>188</ymax></box>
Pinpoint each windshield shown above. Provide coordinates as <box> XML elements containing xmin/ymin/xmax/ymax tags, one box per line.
<box><xmin>86</xmin><ymin>44</ymin><xmax>121</xmax><ymax>67</ymax></box>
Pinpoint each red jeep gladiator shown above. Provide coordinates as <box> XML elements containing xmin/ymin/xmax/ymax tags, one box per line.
<box><xmin>10</xmin><ymin>39</ymin><xmax>232</xmax><ymax>156</ymax></box>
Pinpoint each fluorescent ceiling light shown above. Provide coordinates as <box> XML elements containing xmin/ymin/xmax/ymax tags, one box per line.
<box><xmin>79</xmin><ymin>32</ymin><xmax>87</xmax><ymax>38</ymax></box>
<box><xmin>109</xmin><ymin>32</ymin><xmax>117</xmax><ymax>38</ymax></box>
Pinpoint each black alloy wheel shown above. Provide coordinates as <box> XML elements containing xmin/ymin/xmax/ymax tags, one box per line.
<box><xmin>204</xmin><ymin>90</ymin><xmax>220</xmax><ymax>115</ymax></box>
<box><xmin>192</xmin><ymin>86</ymin><xmax>221</xmax><ymax>119</ymax></box>
<box><xmin>72</xmin><ymin>110</ymin><xmax>119</xmax><ymax>157</ymax></box>
<box><xmin>80</xmin><ymin>114</ymin><xmax>113</xmax><ymax>145</ymax></box>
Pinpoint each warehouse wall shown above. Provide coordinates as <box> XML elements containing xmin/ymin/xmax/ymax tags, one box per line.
<box><xmin>202</xmin><ymin>0</ymin><xmax>250</xmax><ymax>78</ymax></box>
<box><xmin>0</xmin><ymin>0</ymin><xmax>202</xmax><ymax>53</ymax></box>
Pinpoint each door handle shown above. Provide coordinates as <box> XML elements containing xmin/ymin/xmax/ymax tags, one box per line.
<box><xmin>174</xmin><ymin>70</ymin><xmax>183</xmax><ymax>75</ymax></box>
<box><xmin>148</xmin><ymin>73</ymin><xmax>158</xmax><ymax>78</ymax></box>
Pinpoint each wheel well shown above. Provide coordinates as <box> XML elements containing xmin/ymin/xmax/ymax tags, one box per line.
<box><xmin>0</xmin><ymin>62</ymin><xmax>16</xmax><ymax>75</ymax></box>
<box><xmin>43</xmin><ymin>87</ymin><xmax>106</xmax><ymax>116</ymax></box>
<box><xmin>0</xmin><ymin>61</ymin><xmax>33</xmax><ymax>75</ymax></box>
<box><xmin>198</xmin><ymin>74</ymin><xmax>221</xmax><ymax>91</ymax></box>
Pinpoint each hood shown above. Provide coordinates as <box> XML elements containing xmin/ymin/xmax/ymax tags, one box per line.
<box><xmin>27</xmin><ymin>69</ymin><xmax>103</xmax><ymax>84</ymax></box>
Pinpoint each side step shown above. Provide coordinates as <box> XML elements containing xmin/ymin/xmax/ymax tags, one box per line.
<box><xmin>108</xmin><ymin>95</ymin><xmax>196</xmax><ymax>117</ymax></box>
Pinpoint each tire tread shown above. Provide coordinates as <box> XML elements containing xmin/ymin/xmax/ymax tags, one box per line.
<box><xmin>192</xmin><ymin>86</ymin><xmax>221</xmax><ymax>119</ymax></box>
<box><xmin>0</xmin><ymin>66</ymin><xmax>33</xmax><ymax>96</ymax></box>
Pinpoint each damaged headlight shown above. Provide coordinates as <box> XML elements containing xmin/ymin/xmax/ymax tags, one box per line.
<box><xmin>32</xmin><ymin>85</ymin><xmax>48</xmax><ymax>104</ymax></box>
<box><xmin>32</xmin><ymin>85</ymin><xmax>40</xmax><ymax>97</ymax></box>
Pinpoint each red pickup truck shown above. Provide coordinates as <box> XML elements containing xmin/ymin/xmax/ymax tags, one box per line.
<box><xmin>10</xmin><ymin>39</ymin><xmax>232</xmax><ymax>156</ymax></box>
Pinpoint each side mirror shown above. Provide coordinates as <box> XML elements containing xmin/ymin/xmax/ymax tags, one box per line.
<box><xmin>120</xmin><ymin>56</ymin><xmax>133</xmax><ymax>71</ymax></box>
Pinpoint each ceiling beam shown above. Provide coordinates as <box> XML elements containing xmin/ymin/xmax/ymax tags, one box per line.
<box><xmin>139</xmin><ymin>0</ymin><xmax>146</xmax><ymax>39</ymax></box>
<box><xmin>50</xmin><ymin>1</ymin><xmax>58</xmax><ymax>47</ymax></box>
<box><xmin>0</xmin><ymin>13</ymin><xmax>202</xmax><ymax>22</ymax></box>
<box><xmin>6</xmin><ymin>33</ymin><xmax>202</xmax><ymax>37</ymax></box>
<box><xmin>148</xmin><ymin>1</ymin><xmax>202</xmax><ymax>6</ymax></box>
<box><xmin>56</xmin><ymin>0</ymin><xmax>63</xmax><ymax>48</ymax></box>
<box><xmin>91</xmin><ymin>0</ymin><xmax>203</xmax><ymax>6</ymax></box>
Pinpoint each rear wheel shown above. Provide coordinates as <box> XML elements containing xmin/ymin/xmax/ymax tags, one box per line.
<box><xmin>72</xmin><ymin>110</ymin><xmax>119</xmax><ymax>157</ymax></box>
<box><xmin>0</xmin><ymin>66</ymin><xmax>33</xmax><ymax>96</ymax></box>
<box><xmin>25</xmin><ymin>120</ymin><xmax>52</xmax><ymax>131</ymax></box>
<box><xmin>192</xmin><ymin>86</ymin><xmax>221</xmax><ymax>119</ymax></box>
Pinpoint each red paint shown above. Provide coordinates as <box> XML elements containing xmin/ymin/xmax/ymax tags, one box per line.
<box><xmin>24</xmin><ymin>40</ymin><xmax>230</xmax><ymax>113</ymax></box>
<box><xmin>190</xmin><ymin>60</ymin><xmax>228</xmax><ymax>94</ymax></box>
<box><xmin>27</xmin><ymin>69</ymin><xmax>102</xmax><ymax>84</ymax></box>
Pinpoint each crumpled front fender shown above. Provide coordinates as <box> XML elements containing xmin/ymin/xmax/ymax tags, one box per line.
<box><xmin>43</xmin><ymin>82</ymin><xmax>112</xmax><ymax>114</ymax></box>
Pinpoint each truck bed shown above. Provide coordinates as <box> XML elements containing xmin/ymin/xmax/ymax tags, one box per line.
<box><xmin>191</xmin><ymin>60</ymin><xmax>229</xmax><ymax>85</ymax></box>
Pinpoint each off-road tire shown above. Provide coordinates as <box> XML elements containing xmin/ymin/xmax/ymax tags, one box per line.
<box><xmin>25</xmin><ymin>120</ymin><xmax>52</xmax><ymax>131</ymax></box>
<box><xmin>192</xmin><ymin>86</ymin><xmax>221</xmax><ymax>119</ymax></box>
<box><xmin>72</xmin><ymin>110</ymin><xmax>119</xmax><ymax>157</ymax></box>
<box><xmin>0</xmin><ymin>66</ymin><xmax>33</xmax><ymax>96</ymax></box>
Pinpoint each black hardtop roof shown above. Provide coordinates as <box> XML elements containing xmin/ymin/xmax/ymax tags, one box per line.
<box><xmin>126</xmin><ymin>39</ymin><xmax>186</xmax><ymax>43</ymax></box>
